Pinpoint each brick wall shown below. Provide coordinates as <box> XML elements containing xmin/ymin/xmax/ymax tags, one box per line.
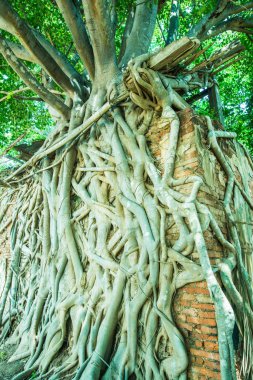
<box><xmin>147</xmin><ymin>108</ymin><xmax>250</xmax><ymax>380</ymax></box>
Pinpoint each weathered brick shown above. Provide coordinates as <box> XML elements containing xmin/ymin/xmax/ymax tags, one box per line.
<box><xmin>190</xmin><ymin>332</ymin><xmax>218</xmax><ymax>341</ymax></box>
<box><xmin>190</xmin><ymin>303</ymin><xmax>215</xmax><ymax>310</ymax></box>
<box><xmin>183</xmin><ymin>308</ymin><xmax>198</xmax><ymax>317</ymax></box>
<box><xmin>190</xmin><ymin>348</ymin><xmax>220</xmax><ymax>361</ymax></box>
<box><xmin>187</xmin><ymin>317</ymin><xmax>216</xmax><ymax>326</ymax></box>
<box><xmin>198</xmin><ymin>310</ymin><xmax>216</xmax><ymax>319</ymax></box>
<box><xmin>199</xmin><ymin>325</ymin><xmax>218</xmax><ymax>335</ymax></box>
<box><xmin>180</xmin><ymin>293</ymin><xmax>197</xmax><ymax>301</ymax></box>
<box><xmin>204</xmin><ymin>341</ymin><xmax>219</xmax><ymax>351</ymax></box>
<box><xmin>182</xmin><ymin>285</ymin><xmax>210</xmax><ymax>295</ymax></box>
<box><xmin>194</xmin><ymin>340</ymin><xmax>203</xmax><ymax>348</ymax></box>
<box><xmin>196</xmin><ymin>294</ymin><xmax>213</xmax><ymax>304</ymax></box>
<box><xmin>177</xmin><ymin>314</ymin><xmax>187</xmax><ymax>322</ymax></box>
<box><xmin>191</xmin><ymin>366</ymin><xmax>221</xmax><ymax>379</ymax></box>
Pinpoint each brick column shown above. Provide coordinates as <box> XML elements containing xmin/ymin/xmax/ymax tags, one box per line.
<box><xmin>147</xmin><ymin>108</ymin><xmax>226</xmax><ymax>379</ymax></box>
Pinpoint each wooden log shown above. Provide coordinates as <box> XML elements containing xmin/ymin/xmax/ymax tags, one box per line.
<box><xmin>213</xmin><ymin>56</ymin><xmax>244</xmax><ymax>75</ymax></box>
<box><xmin>148</xmin><ymin>36</ymin><xmax>200</xmax><ymax>71</ymax></box>
<box><xmin>212</xmin><ymin>50</ymin><xmax>245</xmax><ymax>70</ymax></box>
<box><xmin>183</xmin><ymin>42</ymin><xmax>213</xmax><ymax>68</ymax></box>
<box><xmin>189</xmin><ymin>40</ymin><xmax>243</xmax><ymax>73</ymax></box>
<box><xmin>125</xmin><ymin>37</ymin><xmax>200</xmax><ymax>93</ymax></box>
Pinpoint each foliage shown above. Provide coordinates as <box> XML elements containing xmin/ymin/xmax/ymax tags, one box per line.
<box><xmin>0</xmin><ymin>351</ymin><xmax>7</xmax><ymax>361</ymax></box>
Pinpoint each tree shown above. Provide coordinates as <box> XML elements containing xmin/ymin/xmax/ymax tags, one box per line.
<box><xmin>0</xmin><ymin>1</ymin><xmax>253</xmax><ymax>379</ymax></box>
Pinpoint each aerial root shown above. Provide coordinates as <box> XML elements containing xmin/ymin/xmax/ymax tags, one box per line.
<box><xmin>0</xmin><ymin>64</ymin><xmax>252</xmax><ymax>379</ymax></box>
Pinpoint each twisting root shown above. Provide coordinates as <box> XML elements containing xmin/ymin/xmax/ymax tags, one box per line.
<box><xmin>0</xmin><ymin>60</ymin><xmax>252</xmax><ymax>380</ymax></box>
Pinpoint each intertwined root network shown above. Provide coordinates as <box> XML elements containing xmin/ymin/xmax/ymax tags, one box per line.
<box><xmin>0</xmin><ymin>64</ymin><xmax>253</xmax><ymax>380</ymax></box>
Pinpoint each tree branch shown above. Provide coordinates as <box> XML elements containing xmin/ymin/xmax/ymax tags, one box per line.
<box><xmin>119</xmin><ymin>0</ymin><xmax>158</xmax><ymax>67</ymax></box>
<box><xmin>0</xmin><ymin>86</ymin><xmax>29</xmax><ymax>102</ymax></box>
<box><xmin>166</xmin><ymin>0</ymin><xmax>180</xmax><ymax>45</ymax></box>
<box><xmin>0</xmin><ymin>14</ymin><xmax>15</xmax><ymax>34</ymax></box>
<box><xmin>0</xmin><ymin>40</ymin><xmax>33</xmax><ymax>62</ymax></box>
<box><xmin>188</xmin><ymin>0</ymin><xmax>253</xmax><ymax>41</ymax></box>
<box><xmin>33</xmin><ymin>30</ymin><xmax>86</xmax><ymax>84</ymax></box>
<box><xmin>0</xmin><ymin>0</ymin><xmax>79</xmax><ymax>96</ymax></box>
<box><xmin>82</xmin><ymin>0</ymin><xmax>118</xmax><ymax>80</ymax></box>
<box><xmin>227</xmin><ymin>1</ymin><xmax>253</xmax><ymax>17</ymax></box>
<box><xmin>0</xmin><ymin>37</ymin><xmax>70</xmax><ymax>118</ymax></box>
<box><xmin>199</xmin><ymin>16</ymin><xmax>253</xmax><ymax>40</ymax></box>
<box><xmin>55</xmin><ymin>0</ymin><xmax>95</xmax><ymax>80</ymax></box>
<box><xmin>0</xmin><ymin>132</ymin><xmax>26</xmax><ymax>160</ymax></box>
<box><xmin>118</xmin><ymin>6</ymin><xmax>135</xmax><ymax>62</ymax></box>
<box><xmin>1</xmin><ymin>35</ymin><xmax>84</xmax><ymax>85</ymax></box>
<box><xmin>0</xmin><ymin>87</ymin><xmax>43</xmax><ymax>102</ymax></box>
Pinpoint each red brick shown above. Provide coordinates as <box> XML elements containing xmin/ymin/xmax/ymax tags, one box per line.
<box><xmin>193</xmin><ymin>356</ymin><xmax>204</xmax><ymax>365</ymax></box>
<box><xmin>200</xmin><ymin>325</ymin><xmax>218</xmax><ymax>334</ymax></box>
<box><xmin>184</xmin><ymin>287</ymin><xmax>210</xmax><ymax>295</ymax></box>
<box><xmin>204</xmin><ymin>341</ymin><xmax>219</xmax><ymax>351</ymax></box>
<box><xmin>187</xmin><ymin>317</ymin><xmax>216</xmax><ymax>326</ymax></box>
<box><xmin>182</xmin><ymin>284</ymin><xmax>196</xmax><ymax>291</ymax></box>
<box><xmin>203</xmin><ymin>359</ymin><xmax>220</xmax><ymax>370</ymax></box>
<box><xmin>198</xmin><ymin>310</ymin><xmax>216</xmax><ymax>319</ymax></box>
<box><xmin>190</xmin><ymin>332</ymin><xmax>218</xmax><ymax>341</ymax></box>
<box><xmin>190</xmin><ymin>348</ymin><xmax>220</xmax><ymax>361</ymax></box>
<box><xmin>191</xmin><ymin>366</ymin><xmax>221</xmax><ymax>379</ymax></box>
<box><xmin>177</xmin><ymin>300</ymin><xmax>191</xmax><ymax>307</ymax></box>
<box><xmin>194</xmin><ymin>340</ymin><xmax>203</xmax><ymax>348</ymax></box>
<box><xmin>190</xmin><ymin>303</ymin><xmax>215</xmax><ymax>310</ymax></box>
<box><xmin>150</xmin><ymin>111</ymin><xmax>225</xmax><ymax>379</ymax></box>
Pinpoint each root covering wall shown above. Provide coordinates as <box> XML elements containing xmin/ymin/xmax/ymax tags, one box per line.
<box><xmin>0</xmin><ymin>108</ymin><xmax>252</xmax><ymax>379</ymax></box>
<box><xmin>148</xmin><ymin>108</ymin><xmax>253</xmax><ymax>379</ymax></box>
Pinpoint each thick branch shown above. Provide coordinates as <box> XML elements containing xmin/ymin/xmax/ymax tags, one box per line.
<box><xmin>0</xmin><ymin>40</ymin><xmax>33</xmax><ymax>62</ymax></box>
<box><xmin>0</xmin><ymin>14</ymin><xmax>15</xmax><ymax>34</ymax></box>
<box><xmin>120</xmin><ymin>0</ymin><xmax>158</xmax><ymax>67</ymax></box>
<box><xmin>55</xmin><ymin>0</ymin><xmax>95</xmax><ymax>80</ymax></box>
<box><xmin>1</xmin><ymin>35</ymin><xmax>83</xmax><ymax>84</ymax></box>
<box><xmin>82</xmin><ymin>0</ymin><xmax>118</xmax><ymax>79</ymax></box>
<box><xmin>0</xmin><ymin>37</ymin><xmax>70</xmax><ymax>119</ymax></box>
<box><xmin>198</xmin><ymin>16</ymin><xmax>253</xmax><ymax>40</ymax></box>
<box><xmin>0</xmin><ymin>0</ymin><xmax>77</xmax><ymax>96</ymax></box>
<box><xmin>33</xmin><ymin>30</ymin><xmax>85</xmax><ymax>83</ymax></box>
